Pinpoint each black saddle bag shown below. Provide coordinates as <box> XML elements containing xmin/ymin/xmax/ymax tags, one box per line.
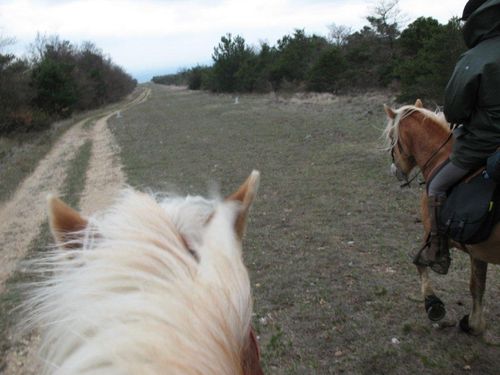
<box><xmin>439</xmin><ymin>173</ymin><xmax>497</xmax><ymax>244</ymax></box>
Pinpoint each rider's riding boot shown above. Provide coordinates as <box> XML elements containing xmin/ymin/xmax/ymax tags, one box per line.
<box><xmin>413</xmin><ymin>195</ymin><xmax>451</xmax><ymax>274</ymax></box>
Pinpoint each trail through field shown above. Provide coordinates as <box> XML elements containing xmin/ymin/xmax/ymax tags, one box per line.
<box><xmin>4</xmin><ymin>84</ymin><xmax>500</xmax><ymax>374</ymax></box>
<box><xmin>0</xmin><ymin>120</ymin><xmax>87</xmax><ymax>294</ymax></box>
<box><xmin>79</xmin><ymin>100</ymin><xmax>141</xmax><ymax>214</ymax></box>
<box><xmin>0</xmin><ymin>87</ymin><xmax>150</xmax><ymax>374</ymax></box>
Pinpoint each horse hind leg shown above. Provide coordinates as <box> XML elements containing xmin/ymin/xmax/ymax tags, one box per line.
<box><xmin>460</xmin><ymin>256</ymin><xmax>488</xmax><ymax>335</ymax></box>
<box><xmin>417</xmin><ymin>265</ymin><xmax>446</xmax><ymax>321</ymax></box>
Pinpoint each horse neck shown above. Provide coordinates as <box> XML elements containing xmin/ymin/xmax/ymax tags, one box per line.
<box><xmin>401</xmin><ymin>112</ymin><xmax>452</xmax><ymax>181</ymax></box>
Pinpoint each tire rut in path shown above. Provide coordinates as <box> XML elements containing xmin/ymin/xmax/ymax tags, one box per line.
<box><xmin>0</xmin><ymin>120</ymin><xmax>88</xmax><ymax>294</ymax></box>
<box><xmin>1</xmin><ymin>87</ymin><xmax>150</xmax><ymax>375</ymax></box>
<box><xmin>80</xmin><ymin>87</ymin><xmax>150</xmax><ymax>214</ymax></box>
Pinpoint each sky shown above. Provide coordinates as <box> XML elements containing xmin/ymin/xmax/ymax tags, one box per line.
<box><xmin>0</xmin><ymin>0</ymin><xmax>464</xmax><ymax>82</ymax></box>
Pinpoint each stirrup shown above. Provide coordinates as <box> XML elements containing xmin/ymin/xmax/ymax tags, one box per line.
<box><xmin>429</xmin><ymin>254</ymin><xmax>451</xmax><ymax>275</ymax></box>
<box><xmin>412</xmin><ymin>241</ymin><xmax>450</xmax><ymax>275</ymax></box>
<box><xmin>412</xmin><ymin>241</ymin><xmax>432</xmax><ymax>267</ymax></box>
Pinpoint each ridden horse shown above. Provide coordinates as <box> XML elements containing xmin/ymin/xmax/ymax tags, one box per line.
<box><xmin>21</xmin><ymin>171</ymin><xmax>264</xmax><ymax>375</ymax></box>
<box><xmin>383</xmin><ymin>99</ymin><xmax>500</xmax><ymax>336</ymax></box>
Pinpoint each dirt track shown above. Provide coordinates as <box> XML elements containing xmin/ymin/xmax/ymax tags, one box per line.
<box><xmin>0</xmin><ymin>87</ymin><xmax>150</xmax><ymax>374</ymax></box>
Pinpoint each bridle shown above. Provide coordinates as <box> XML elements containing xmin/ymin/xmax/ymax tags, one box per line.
<box><xmin>391</xmin><ymin>139</ymin><xmax>419</xmax><ymax>188</ymax></box>
<box><xmin>391</xmin><ymin>131</ymin><xmax>453</xmax><ymax>188</ymax></box>
<box><xmin>390</xmin><ymin>140</ymin><xmax>415</xmax><ymax>166</ymax></box>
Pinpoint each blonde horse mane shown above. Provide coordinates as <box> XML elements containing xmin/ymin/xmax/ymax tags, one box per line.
<box><xmin>382</xmin><ymin>104</ymin><xmax>449</xmax><ymax>151</ymax></box>
<box><xmin>21</xmin><ymin>189</ymin><xmax>255</xmax><ymax>375</ymax></box>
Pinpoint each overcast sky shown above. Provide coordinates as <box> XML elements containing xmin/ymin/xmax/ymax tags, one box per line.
<box><xmin>0</xmin><ymin>0</ymin><xmax>464</xmax><ymax>82</ymax></box>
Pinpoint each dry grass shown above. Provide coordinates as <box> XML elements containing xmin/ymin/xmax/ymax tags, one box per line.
<box><xmin>104</xmin><ymin>84</ymin><xmax>500</xmax><ymax>374</ymax></box>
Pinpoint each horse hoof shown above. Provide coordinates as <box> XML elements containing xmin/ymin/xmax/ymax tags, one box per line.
<box><xmin>425</xmin><ymin>295</ymin><xmax>446</xmax><ymax>321</ymax></box>
<box><xmin>460</xmin><ymin>315</ymin><xmax>472</xmax><ymax>334</ymax></box>
<box><xmin>460</xmin><ymin>315</ymin><xmax>486</xmax><ymax>336</ymax></box>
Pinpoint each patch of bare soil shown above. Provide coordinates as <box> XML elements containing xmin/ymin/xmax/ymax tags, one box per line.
<box><xmin>0</xmin><ymin>87</ymin><xmax>150</xmax><ymax>375</ymax></box>
<box><xmin>80</xmin><ymin>88</ymin><xmax>150</xmax><ymax>214</ymax></box>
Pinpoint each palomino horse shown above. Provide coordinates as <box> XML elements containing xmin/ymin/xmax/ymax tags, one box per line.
<box><xmin>21</xmin><ymin>171</ymin><xmax>264</xmax><ymax>375</ymax></box>
<box><xmin>383</xmin><ymin>100</ymin><xmax>500</xmax><ymax>336</ymax></box>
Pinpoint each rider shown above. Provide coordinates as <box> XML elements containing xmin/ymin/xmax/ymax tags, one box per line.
<box><xmin>414</xmin><ymin>0</ymin><xmax>500</xmax><ymax>274</ymax></box>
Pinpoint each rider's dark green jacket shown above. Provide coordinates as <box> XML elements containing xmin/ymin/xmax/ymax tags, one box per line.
<box><xmin>444</xmin><ymin>0</ymin><xmax>500</xmax><ymax>170</ymax></box>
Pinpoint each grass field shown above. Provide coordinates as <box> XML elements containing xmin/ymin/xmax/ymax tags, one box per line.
<box><xmin>107</xmin><ymin>84</ymin><xmax>500</xmax><ymax>374</ymax></box>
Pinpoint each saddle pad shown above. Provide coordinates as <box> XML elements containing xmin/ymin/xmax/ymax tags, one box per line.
<box><xmin>439</xmin><ymin>173</ymin><xmax>498</xmax><ymax>244</ymax></box>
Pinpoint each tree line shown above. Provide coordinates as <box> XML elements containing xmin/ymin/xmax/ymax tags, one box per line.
<box><xmin>152</xmin><ymin>2</ymin><xmax>465</xmax><ymax>104</ymax></box>
<box><xmin>0</xmin><ymin>35</ymin><xmax>137</xmax><ymax>134</ymax></box>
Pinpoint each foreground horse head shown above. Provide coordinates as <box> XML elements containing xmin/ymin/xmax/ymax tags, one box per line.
<box><xmin>383</xmin><ymin>100</ymin><xmax>500</xmax><ymax>337</ymax></box>
<box><xmin>23</xmin><ymin>171</ymin><xmax>264</xmax><ymax>375</ymax></box>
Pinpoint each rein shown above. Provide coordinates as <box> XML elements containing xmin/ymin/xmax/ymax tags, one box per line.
<box><xmin>399</xmin><ymin>169</ymin><xmax>425</xmax><ymax>189</ymax></box>
<box><xmin>395</xmin><ymin>131</ymin><xmax>453</xmax><ymax>189</ymax></box>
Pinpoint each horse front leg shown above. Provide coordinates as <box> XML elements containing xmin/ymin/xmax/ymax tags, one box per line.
<box><xmin>460</xmin><ymin>256</ymin><xmax>488</xmax><ymax>335</ymax></box>
<box><xmin>417</xmin><ymin>265</ymin><xmax>446</xmax><ymax>321</ymax></box>
<box><xmin>417</xmin><ymin>193</ymin><xmax>446</xmax><ymax>321</ymax></box>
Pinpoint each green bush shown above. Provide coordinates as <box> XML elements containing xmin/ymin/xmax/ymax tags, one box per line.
<box><xmin>31</xmin><ymin>57</ymin><xmax>79</xmax><ymax>115</ymax></box>
<box><xmin>152</xmin><ymin>70</ymin><xmax>189</xmax><ymax>86</ymax></box>
<box><xmin>0</xmin><ymin>55</ymin><xmax>34</xmax><ymax>133</ymax></box>
<box><xmin>396</xmin><ymin>17</ymin><xmax>465</xmax><ymax>103</ymax></box>
<box><xmin>1</xmin><ymin>36</ymin><xmax>136</xmax><ymax>135</ymax></box>
<box><xmin>210</xmin><ymin>34</ymin><xmax>256</xmax><ymax>92</ymax></box>
<box><xmin>188</xmin><ymin>66</ymin><xmax>211</xmax><ymax>90</ymax></box>
<box><xmin>307</xmin><ymin>46</ymin><xmax>347</xmax><ymax>92</ymax></box>
<box><xmin>270</xmin><ymin>30</ymin><xmax>329</xmax><ymax>89</ymax></box>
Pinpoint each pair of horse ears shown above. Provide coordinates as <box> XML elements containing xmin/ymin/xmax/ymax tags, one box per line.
<box><xmin>48</xmin><ymin>170</ymin><xmax>260</xmax><ymax>247</ymax></box>
<box><xmin>384</xmin><ymin>99</ymin><xmax>423</xmax><ymax>119</ymax></box>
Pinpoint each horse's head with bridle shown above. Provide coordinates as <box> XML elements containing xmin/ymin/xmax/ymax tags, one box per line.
<box><xmin>384</xmin><ymin>99</ymin><xmax>425</xmax><ymax>185</ymax></box>
<box><xmin>383</xmin><ymin>99</ymin><xmax>452</xmax><ymax>186</ymax></box>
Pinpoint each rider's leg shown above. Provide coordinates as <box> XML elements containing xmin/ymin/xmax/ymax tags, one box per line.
<box><xmin>427</xmin><ymin>160</ymin><xmax>470</xmax><ymax>197</ymax></box>
<box><xmin>415</xmin><ymin>160</ymin><xmax>469</xmax><ymax>274</ymax></box>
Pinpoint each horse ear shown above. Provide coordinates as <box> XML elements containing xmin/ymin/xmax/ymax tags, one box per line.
<box><xmin>383</xmin><ymin>104</ymin><xmax>396</xmax><ymax>119</ymax></box>
<box><xmin>415</xmin><ymin>99</ymin><xmax>423</xmax><ymax>108</ymax></box>
<box><xmin>48</xmin><ymin>195</ymin><xmax>88</xmax><ymax>246</ymax></box>
<box><xmin>226</xmin><ymin>170</ymin><xmax>260</xmax><ymax>240</ymax></box>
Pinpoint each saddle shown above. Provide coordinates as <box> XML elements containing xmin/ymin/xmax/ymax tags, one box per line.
<box><xmin>438</xmin><ymin>170</ymin><xmax>499</xmax><ymax>244</ymax></box>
